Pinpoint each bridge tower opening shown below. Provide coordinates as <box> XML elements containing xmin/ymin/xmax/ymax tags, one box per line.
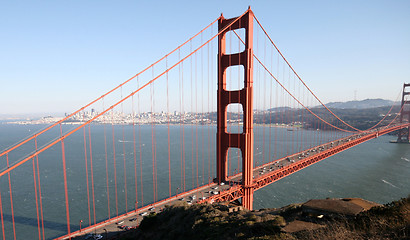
<box><xmin>217</xmin><ymin>8</ymin><xmax>255</xmax><ymax>210</ymax></box>
<box><xmin>396</xmin><ymin>83</ymin><xmax>410</xmax><ymax>143</ymax></box>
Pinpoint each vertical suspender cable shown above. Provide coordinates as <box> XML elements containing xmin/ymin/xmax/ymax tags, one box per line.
<box><xmin>88</xmin><ymin>126</ymin><xmax>96</xmax><ymax>225</ymax></box>
<box><xmin>190</xmin><ymin>42</ymin><xmax>195</xmax><ymax>189</ymax></box>
<box><xmin>111</xmin><ymin>112</ymin><xmax>118</xmax><ymax>217</ymax></box>
<box><xmin>32</xmin><ymin>155</ymin><xmax>40</xmax><ymax>240</ymax></box>
<box><xmin>59</xmin><ymin>125</ymin><xmax>71</xmax><ymax>237</ymax></box>
<box><xmin>309</xmin><ymin>95</ymin><xmax>313</xmax><ymax>148</ymax></box>
<box><xmin>83</xmin><ymin>127</ymin><xmax>91</xmax><ymax>226</ymax></box>
<box><xmin>210</xmin><ymin>25</ymin><xmax>214</xmax><ymax>181</ymax></box>
<box><xmin>166</xmin><ymin>57</ymin><xmax>171</xmax><ymax>198</ymax></box>
<box><xmin>296</xmin><ymin>76</ymin><xmax>300</xmax><ymax>152</ymax></box>
<box><xmin>274</xmin><ymin>53</ymin><xmax>279</xmax><ymax>161</ymax></box>
<box><xmin>137</xmin><ymin>78</ymin><xmax>144</xmax><ymax>206</ymax></box>
<box><xmin>121</xmin><ymin>88</ymin><xmax>128</xmax><ymax>213</ymax></box>
<box><xmin>151</xmin><ymin>66</ymin><xmax>158</xmax><ymax>203</ymax></box>
<box><xmin>179</xmin><ymin>49</ymin><xmax>184</xmax><ymax>192</ymax></box>
<box><xmin>6</xmin><ymin>154</ymin><xmax>16</xmax><ymax>240</ymax></box>
<box><xmin>103</xmin><ymin>98</ymin><xmax>111</xmax><ymax>219</ymax></box>
<box><xmin>207</xmin><ymin>34</ymin><xmax>212</xmax><ymax>184</ymax></box>
<box><xmin>0</xmin><ymin>187</ymin><xmax>4</xmax><ymax>240</ymax></box>
<box><xmin>195</xmin><ymin>51</ymin><xmax>199</xmax><ymax>188</ymax></box>
<box><xmin>264</xmin><ymin>33</ymin><xmax>268</xmax><ymax>165</ymax></box>
<box><xmin>151</xmin><ymin>67</ymin><xmax>156</xmax><ymax>203</ymax></box>
<box><xmin>280</xmin><ymin>64</ymin><xmax>285</xmax><ymax>157</ymax></box>
<box><xmin>181</xmin><ymin>63</ymin><xmax>186</xmax><ymax>192</ymax></box>
<box><xmin>293</xmin><ymin>75</ymin><xmax>296</xmax><ymax>152</ymax></box>
<box><xmin>300</xmin><ymin>81</ymin><xmax>304</xmax><ymax>151</ymax></box>
<box><xmin>180</xmin><ymin>53</ymin><xmax>186</xmax><ymax>192</ymax></box>
<box><xmin>287</xmin><ymin>68</ymin><xmax>291</xmax><ymax>156</ymax></box>
<box><xmin>200</xmin><ymin>32</ymin><xmax>205</xmax><ymax>185</ymax></box>
<box><xmin>35</xmin><ymin>138</ymin><xmax>45</xmax><ymax>240</ymax></box>
<box><xmin>268</xmin><ymin>45</ymin><xmax>273</xmax><ymax>165</ymax></box>
<box><xmin>131</xmin><ymin>95</ymin><xmax>138</xmax><ymax>209</ymax></box>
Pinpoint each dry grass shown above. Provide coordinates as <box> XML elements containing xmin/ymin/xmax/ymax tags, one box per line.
<box><xmin>294</xmin><ymin>196</ymin><xmax>410</xmax><ymax>240</ymax></box>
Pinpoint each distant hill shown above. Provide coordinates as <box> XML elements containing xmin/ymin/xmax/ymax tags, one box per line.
<box><xmin>325</xmin><ymin>99</ymin><xmax>398</xmax><ymax>109</ymax></box>
<box><xmin>266</xmin><ymin>106</ymin><xmax>292</xmax><ymax>112</ymax></box>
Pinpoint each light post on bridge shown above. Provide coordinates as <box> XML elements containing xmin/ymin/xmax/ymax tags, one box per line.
<box><xmin>79</xmin><ymin>220</ymin><xmax>83</xmax><ymax>232</ymax></box>
<box><xmin>176</xmin><ymin>187</ymin><xmax>180</xmax><ymax>196</ymax></box>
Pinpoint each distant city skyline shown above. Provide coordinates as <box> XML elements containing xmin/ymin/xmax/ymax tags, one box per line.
<box><xmin>1</xmin><ymin>0</ymin><xmax>409</xmax><ymax>115</ymax></box>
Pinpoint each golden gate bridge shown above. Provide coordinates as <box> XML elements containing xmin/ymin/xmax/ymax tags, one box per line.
<box><xmin>0</xmin><ymin>8</ymin><xmax>409</xmax><ymax>239</ymax></box>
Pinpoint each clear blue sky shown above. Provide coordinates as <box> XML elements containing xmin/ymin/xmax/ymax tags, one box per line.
<box><xmin>1</xmin><ymin>0</ymin><xmax>409</xmax><ymax>115</ymax></box>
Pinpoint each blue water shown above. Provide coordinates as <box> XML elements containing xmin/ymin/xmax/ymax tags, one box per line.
<box><xmin>254</xmin><ymin>135</ymin><xmax>410</xmax><ymax>208</ymax></box>
<box><xmin>0</xmin><ymin>124</ymin><xmax>409</xmax><ymax>239</ymax></box>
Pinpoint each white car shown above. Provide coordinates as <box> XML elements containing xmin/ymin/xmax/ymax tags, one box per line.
<box><xmin>85</xmin><ymin>234</ymin><xmax>94</xmax><ymax>240</ymax></box>
<box><xmin>85</xmin><ymin>234</ymin><xmax>103</xmax><ymax>240</ymax></box>
<box><xmin>94</xmin><ymin>234</ymin><xmax>103</xmax><ymax>240</ymax></box>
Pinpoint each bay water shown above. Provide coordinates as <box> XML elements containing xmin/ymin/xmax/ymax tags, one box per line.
<box><xmin>0</xmin><ymin>123</ymin><xmax>409</xmax><ymax>239</ymax></box>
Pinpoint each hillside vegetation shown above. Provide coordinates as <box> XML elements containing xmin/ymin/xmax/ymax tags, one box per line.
<box><xmin>120</xmin><ymin>196</ymin><xmax>409</xmax><ymax>240</ymax></box>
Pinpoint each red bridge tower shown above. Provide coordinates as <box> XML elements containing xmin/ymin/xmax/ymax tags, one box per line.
<box><xmin>217</xmin><ymin>8</ymin><xmax>255</xmax><ymax>209</ymax></box>
<box><xmin>397</xmin><ymin>83</ymin><xmax>410</xmax><ymax>143</ymax></box>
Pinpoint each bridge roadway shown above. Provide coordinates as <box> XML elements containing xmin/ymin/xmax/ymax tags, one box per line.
<box><xmin>59</xmin><ymin>123</ymin><xmax>408</xmax><ymax>240</ymax></box>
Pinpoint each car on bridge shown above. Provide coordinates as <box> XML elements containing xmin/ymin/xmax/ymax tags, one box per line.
<box><xmin>85</xmin><ymin>233</ymin><xmax>103</xmax><ymax>240</ymax></box>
